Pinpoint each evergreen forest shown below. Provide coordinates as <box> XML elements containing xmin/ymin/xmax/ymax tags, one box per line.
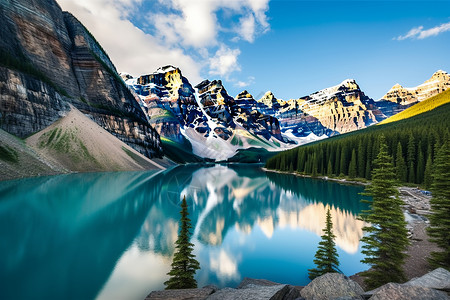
<box><xmin>266</xmin><ymin>102</ymin><xmax>450</xmax><ymax>187</ymax></box>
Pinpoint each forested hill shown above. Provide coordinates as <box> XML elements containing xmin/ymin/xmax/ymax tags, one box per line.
<box><xmin>379</xmin><ymin>88</ymin><xmax>450</xmax><ymax>125</ymax></box>
<box><xmin>265</xmin><ymin>100</ymin><xmax>450</xmax><ymax>188</ymax></box>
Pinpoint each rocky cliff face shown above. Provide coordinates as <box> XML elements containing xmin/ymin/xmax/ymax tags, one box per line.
<box><xmin>255</xmin><ymin>80</ymin><xmax>383</xmax><ymax>137</ymax></box>
<box><xmin>127</xmin><ymin>66</ymin><xmax>206</xmax><ymax>143</ymax></box>
<box><xmin>0</xmin><ymin>0</ymin><xmax>162</xmax><ymax>158</ymax></box>
<box><xmin>125</xmin><ymin>69</ymin><xmax>289</xmax><ymax>160</ymax></box>
<box><xmin>294</xmin><ymin>79</ymin><xmax>384</xmax><ymax>134</ymax></box>
<box><xmin>381</xmin><ymin>70</ymin><xmax>450</xmax><ymax>105</ymax></box>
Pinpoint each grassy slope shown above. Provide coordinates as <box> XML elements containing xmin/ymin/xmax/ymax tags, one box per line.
<box><xmin>0</xmin><ymin>129</ymin><xmax>61</xmax><ymax>181</ymax></box>
<box><xmin>26</xmin><ymin>107</ymin><xmax>165</xmax><ymax>173</ymax></box>
<box><xmin>160</xmin><ymin>137</ymin><xmax>205</xmax><ymax>164</ymax></box>
<box><xmin>226</xmin><ymin>147</ymin><xmax>277</xmax><ymax>163</ymax></box>
<box><xmin>379</xmin><ymin>88</ymin><xmax>450</xmax><ymax>125</ymax></box>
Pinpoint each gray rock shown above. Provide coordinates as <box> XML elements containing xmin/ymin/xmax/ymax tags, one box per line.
<box><xmin>300</xmin><ymin>273</ymin><xmax>364</xmax><ymax>300</ymax></box>
<box><xmin>404</xmin><ymin>268</ymin><xmax>450</xmax><ymax>291</ymax></box>
<box><xmin>238</xmin><ymin>277</ymin><xmax>281</xmax><ymax>289</ymax></box>
<box><xmin>207</xmin><ymin>284</ymin><xmax>290</xmax><ymax>300</ymax></box>
<box><xmin>368</xmin><ymin>283</ymin><xmax>449</xmax><ymax>300</ymax></box>
<box><xmin>145</xmin><ymin>286</ymin><xmax>216</xmax><ymax>300</ymax></box>
<box><xmin>282</xmin><ymin>286</ymin><xmax>304</xmax><ymax>300</ymax></box>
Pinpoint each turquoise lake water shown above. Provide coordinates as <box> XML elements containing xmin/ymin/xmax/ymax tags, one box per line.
<box><xmin>0</xmin><ymin>164</ymin><xmax>369</xmax><ymax>300</ymax></box>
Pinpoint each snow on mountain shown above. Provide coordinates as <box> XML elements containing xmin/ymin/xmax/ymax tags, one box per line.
<box><xmin>381</xmin><ymin>70</ymin><xmax>450</xmax><ymax>105</ymax></box>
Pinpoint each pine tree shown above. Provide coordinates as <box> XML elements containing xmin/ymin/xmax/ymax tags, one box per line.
<box><xmin>308</xmin><ymin>208</ymin><xmax>340</xmax><ymax>280</ymax></box>
<box><xmin>360</xmin><ymin>135</ymin><xmax>409</xmax><ymax>289</ymax></box>
<box><xmin>416</xmin><ymin>148</ymin><xmax>425</xmax><ymax>184</ymax></box>
<box><xmin>348</xmin><ymin>149</ymin><xmax>357</xmax><ymax>179</ymax></box>
<box><xmin>165</xmin><ymin>196</ymin><xmax>200</xmax><ymax>289</ymax></box>
<box><xmin>395</xmin><ymin>142</ymin><xmax>407</xmax><ymax>183</ymax></box>
<box><xmin>423</xmin><ymin>153</ymin><xmax>433</xmax><ymax>190</ymax></box>
<box><xmin>312</xmin><ymin>153</ymin><xmax>318</xmax><ymax>177</ymax></box>
<box><xmin>427</xmin><ymin>141</ymin><xmax>450</xmax><ymax>270</ymax></box>
<box><xmin>407</xmin><ymin>134</ymin><xmax>416</xmax><ymax>183</ymax></box>
<box><xmin>280</xmin><ymin>153</ymin><xmax>286</xmax><ymax>171</ymax></box>
<box><xmin>339</xmin><ymin>145</ymin><xmax>348</xmax><ymax>176</ymax></box>
<box><xmin>358</xmin><ymin>140</ymin><xmax>366</xmax><ymax>178</ymax></box>
<box><xmin>327</xmin><ymin>159</ymin><xmax>333</xmax><ymax>176</ymax></box>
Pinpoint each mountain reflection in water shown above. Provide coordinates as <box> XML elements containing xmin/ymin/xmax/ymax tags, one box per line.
<box><xmin>0</xmin><ymin>164</ymin><xmax>369</xmax><ymax>300</ymax></box>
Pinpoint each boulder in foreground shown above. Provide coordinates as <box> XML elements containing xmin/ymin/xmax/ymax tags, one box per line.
<box><xmin>367</xmin><ymin>282</ymin><xmax>449</xmax><ymax>300</ymax></box>
<box><xmin>300</xmin><ymin>273</ymin><xmax>364</xmax><ymax>300</ymax></box>
<box><xmin>145</xmin><ymin>285</ymin><xmax>217</xmax><ymax>300</ymax></box>
<box><xmin>403</xmin><ymin>267</ymin><xmax>450</xmax><ymax>291</ymax></box>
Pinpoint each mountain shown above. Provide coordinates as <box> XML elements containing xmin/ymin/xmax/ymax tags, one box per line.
<box><xmin>125</xmin><ymin>68</ymin><xmax>292</xmax><ymax>161</ymax></box>
<box><xmin>381</xmin><ymin>70</ymin><xmax>450</xmax><ymax>105</ymax></box>
<box><xmin>379</xmin><ymin>88</ymin><xmax>450</xmax><ymax>125</ymax></box>
<box><xmin>282</xmin><ymin>79</ymin><xmax>384</xmax><ymax>134</ymax></box>
<box><xmin>125</xmin><ymin>66</ymin><xmax>450</xmax><ymax>162</ymax></box>
<box><xmin>0</xmin><ymin>105</ymin><xmax>169</xmax><ymax>181</ymax></box>
<box><xmin>251</xmin><ymin>79</ymin><xmax>384</xmax><ymax>144</ymax></box>
<box><xmin>0</xmin><ymin>0</ymin><xmax>162</xmax><ymax>160</ymax></box>
<box><xmin>266</xmin><ymin>97</ymin><xmax>450</xmax><ymax>186</ymax></box>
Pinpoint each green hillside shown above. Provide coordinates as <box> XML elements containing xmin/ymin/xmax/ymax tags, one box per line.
<box><xmin>0</xmin><ymin>129</ymin><xmax>60</xmax><ymax>181</ymax></box>
<box><xmin>160</xmin><ymin>137</ymin><xmax>206</xmax><ymax>164</ymax></box>
<box><xmin>266</xmin><ymin>102</ymin><xmax>450</xmax><ymax>187</ymax></box>
<box><xmin>379</xmin><ymin>88</ymin><xmax>450</xmax><ymax>125</ymax></box>
<box><xmin>225</xmin><ymin>147</ymin><xmax>276</xmax><ymax>163</ymax></box>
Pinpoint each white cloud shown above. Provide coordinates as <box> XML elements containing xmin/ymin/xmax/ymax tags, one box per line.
<box><xmin>238</xmin><ymin>15</ymin><xmax>256</xmax><ymax>42</ymax></box>
<box><xmin>151</xmin><ymin>1</ymin><xmax>219</xmax><ymax>48</ymax></box>
<box><xmin>56</xmin><ymin>0</ymin><xmax>271</xmax><ymax>83</ymax></box>
<box><xmin>209</xmin><ymin>45</ymin><xmax>241</xmax><ymax>78</ymax></box>
<box><xmin>395</xmin><ymin>22</ymin><xmax>450</xmax><ymax>40</ymax></box>
<box><xmin>234</xmin><ymin>76</ymin><xmax>255</xmax><ymax>88</ymax></box>
<box><xmin>150</xmin><ymin>0</ymin><xmax>270</xmax><ymax>47</ymax></box>
<box><xmin>56</xmin><ymin>0</ymin><xmax>202</xmax><ymax>83</ymax></box>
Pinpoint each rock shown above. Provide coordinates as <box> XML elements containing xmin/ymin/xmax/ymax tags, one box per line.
<box><xmin>404</xmin><ymin>268</ymin><xmax>450</xmax><ymax>291</ymax></box>
<box><xmin>145</xmin><ymin>286</ymin><xmax>217</xmax><ymax>300</ymax></box>
<box><xmin>300</xmin><ymin>273</ymin><xmax>364</xmax><ymax>300</ymax></box>
<box><xmin>207</xmin><ymin>284</ymin><xmax>291</xmax><ymax>300</ymax></box>
<box><xmin>237</xmin><ymin>277</ymin><xmax>281</xmax><ymax>289</ymax></box>
<box><xmin>381</xmin><ymin>70</ymin><xmax>450</xmax><ymax>105</ymax></box>
<box><xmin>237</xmin><ymin>278</ymin><xmax>302</xmax><ymax>300</ymax></box>
<box><xmin>0</xmin><ymin>0</ymin><xmax>162</xmax><ymax>158</ymax></box>
<box><xmin>367</xmin><ymin>283</ymin><xmax>449</xmax><ymax>300</ymax></box>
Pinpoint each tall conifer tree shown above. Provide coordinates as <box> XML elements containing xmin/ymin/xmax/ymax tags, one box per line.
<box><xmin>358</xmin><ymin>141</ymin><xmax>365</xmax><ymax>178</ymax></box>
<box><xmin>348</xmin><ymin>149</ymin><xmax>357</xmax><ymax>178</ymax></box>
<box><xmin>165</xmin><ymin>196</ymin><xmax>200</xmax><ymax>289</ymax></box>
<box><xmin>423</xmin><ymin>153</ymin><xmax>433</xmax><ymax>190</ymax></box>
<box><xmin>327</xmin><ymin>159</ymin><xmax>333</xmax><ymax>176</ymax></box>
<box><xmin>407</xmin><ymin>134</ymin><xmax>416</xmax><ymax>183</ymax></box>
<box><xmin>395</xmin><ymin>142</ymin><xmax>407</xmax><ymax>183</ymax></box>
<box><xmin>427</xmin><ymin>141</ymin><xmax>450</xmax><ymax>270</ymax></box>
<box><xmin>308</xmin><ymin>208</ymin><xmax>340</xmax><ymax>280</ymax></box>
<box><xmin>360</xmin><ymin>135</ymin><xmax>409</xmax><ymax>289</ymax></box>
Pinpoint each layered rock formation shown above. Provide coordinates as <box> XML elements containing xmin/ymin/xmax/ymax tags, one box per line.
<box><xmin>293</xmin><ymin>79</ymin><xmax>384</xmax><ymax>134</ymax></box>
<box><xmin>126</xmin><ymin>66</ymin><xmax>206</xmax><ymax>143</ymax></box>
<box><xmin>253</xmin><ymin>80</ymin><xmax>384</xmax><ymax>138</ymax></box>
<box><xmin>381</xmin><ymin>70</ymin><xmax>450</xmax><ymax>105</ymax></box>
<box><xmin>0</xmin><ymin>0</ymin><xmax>162</xmax><ymax>158</ymax></box>
<box><xmin>126</xmin><ymin>70</ymin><xmax>289</xmax><ymax>160</ymax></box>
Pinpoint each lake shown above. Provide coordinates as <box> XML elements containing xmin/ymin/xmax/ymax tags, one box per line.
<box><xmin>0</xmin><ymin>164</ymin><xmax>369</xmax><ymax>300</ymax></box>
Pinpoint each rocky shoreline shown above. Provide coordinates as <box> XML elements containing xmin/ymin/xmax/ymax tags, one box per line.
<box><xmin>146</xmin><ymin>269</ymin><xmax>450</xmax><ymax>299</ymax></box>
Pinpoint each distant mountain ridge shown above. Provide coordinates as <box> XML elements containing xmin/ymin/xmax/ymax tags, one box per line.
<box><xmin>381</xmin><ymin>70</ymin><xmax>450</xmax><ymax>105</ymax></box>
<box><xmin>124</xmin><ymin>66</ymin><xmax>449</xmax><ymax>161</ymax></box>
<box><xmin>125</xmin><ymin>68</ymin><xmax>292</xmax><ymax>160</ymax></box>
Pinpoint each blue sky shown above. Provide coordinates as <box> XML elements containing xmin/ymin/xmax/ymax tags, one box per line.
<box><xmin>58</xmin><ymin>0</ymin><xmax>450</xmax><ymax>100</ymax></box>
